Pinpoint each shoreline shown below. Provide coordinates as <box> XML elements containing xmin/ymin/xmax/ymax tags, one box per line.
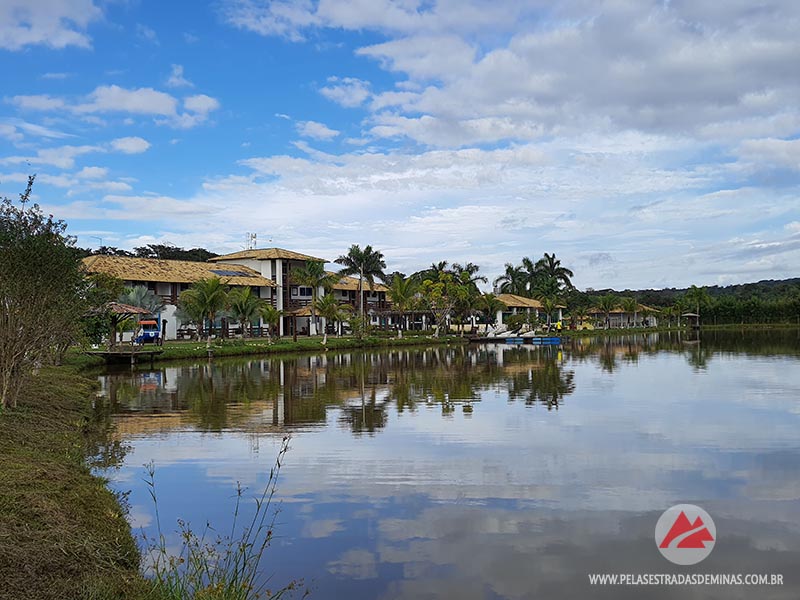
<box><xmin>0</xmin><ymin>367</ymin><xmax>148</xmax><ymax>600</ymax></box>
<box><xmin>71</xmin><ymin>323</ymin><xmax>800</xmax><ymax>368</ymax></box>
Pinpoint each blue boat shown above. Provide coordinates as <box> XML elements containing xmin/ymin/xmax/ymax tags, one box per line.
<box><xmin>529</xmin><ymin>336</ymin><xmax>561</xmax><ymax>345</ymax></box>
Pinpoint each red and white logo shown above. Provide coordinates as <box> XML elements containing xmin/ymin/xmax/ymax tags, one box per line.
<box><xmin>655</xmin><ymin>504</ymin><xmax>716</xmax><ymax>565</ymax></box>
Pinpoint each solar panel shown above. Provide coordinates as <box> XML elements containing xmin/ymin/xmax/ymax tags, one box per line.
<box><xmin>211</xmin><ymin>269</ymin><xmax>251</xmax><ymax>277</ymax></box>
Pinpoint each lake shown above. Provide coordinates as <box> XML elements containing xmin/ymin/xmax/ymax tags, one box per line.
<box><xmin>92</xmin><ymin>329</ymin><xmax>800</xmax><ymax>599</ymax></box>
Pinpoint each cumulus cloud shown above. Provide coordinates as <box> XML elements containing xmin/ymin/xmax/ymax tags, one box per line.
<box><xmin>320</xmin><ymin>77</ymin><xmax>371</xmax><ymax>107</ymax></box>
<box><xmin>0</xmin><ymin>0</ymin><xmax>101</xmax><ymax>50</ymax></box>
<box><xmin>296</xmin><ymin>120</ymin><xmax>340</xmax><ymax>140</ymax></box>
<box><xmin>110</xmin><ymin>136</ymin><xmax>151</xmax><ymax>154</ymax></box>
<box><xmin>76</xmin><ymin>166</ymin><xmax>108</xmax><ymax>179</ymax></box>
<box><xmin>6</xmin><ymin>85</ymin><xmax>221</xmax><ymax>129</ymax></box>
<box><xmin>8</xmin><ymin>94</ymin><xmax>66</xmax><ymax>110</ymax></box>
<box><xmin>0</xmin><ymin>144</ymin><xmax>101</xmax><ymax>169</ymax></box>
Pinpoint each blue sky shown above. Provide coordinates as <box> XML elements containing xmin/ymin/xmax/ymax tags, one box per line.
<box><xmin>1</xmin><ymin>0</ymin><xmax>799</xmax><ymax>290</ymax></box>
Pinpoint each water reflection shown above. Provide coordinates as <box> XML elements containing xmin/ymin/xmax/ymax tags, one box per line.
<box><xmin>95</xmin><ymin>330</ymin><xmax>800</xmax><ymax>600</ymax></box>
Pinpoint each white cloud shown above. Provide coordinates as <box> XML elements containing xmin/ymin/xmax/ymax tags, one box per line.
<box><xmin>75</xmin><ymin>85</ymin><xmax>178</xmax><ymax>116</ymax></box>
<box><xmin>0</xmin><ymin>0</ymin><xmax>101</xmax><ymax>50</ymax></box>
<box><xmin>110</xmin><ymin>136</ymin><xmax>151</xmax><ymax>154</ymax></box>
<box><xmin>297</xmin><ymin>120</ymin><xmax>340</xmax><ymax>140</ymax></box>
<box><xmin>1</xmin><ymin>144</ymin><xmax>101</xmax><ymax>169</ymax></box>
<box><xmin>166</xmin><ymin>64</ymin><xmax>193</xmax><ymax>88</ymax></box>
<box><xmin>0</xmin><ymin>124</ymin><xmax>22</xmax><ymax>142</ymax></box>
<box><xmin>320</xmin><ymin>77</ymin><xmax>371</xmax><ymax>107</ymax></box>
<box><xmin>136</xmin><ymin>24</ymin><xmax>158</xmax><ymax>44</ymax></box>
<box><xmin>76</xmin><ymin>166</ymin><xmax>108</xmax><ymax>179</ymax></box>
<box><xmin>9</xmin><ymin>85</ymin><xmax>220</xmax><ymax>129</ymax></box>
<box><xmin>9</xmin><ymin>95</ymin><xmax>66</xmax><ymax>110</ymax></box>
<box><xmin>13</xmin><ymin>121</ymin><xmax>73</xmax><ymax>139</ymax></box>
<box><xmin>41</xmin><ymin>72</ymin><xmax>71</xmax><ymax>80</ymax></box>
<box><xmin>737</xmin><ymin>138</ymin><xmax>800</xmax><ymax>171</ymax></box>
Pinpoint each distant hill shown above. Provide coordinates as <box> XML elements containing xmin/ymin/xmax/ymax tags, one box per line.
<box><xmin>587</xmin><ymin>278</ymin><xmax>800</xmax><ymax>306</ymax></box>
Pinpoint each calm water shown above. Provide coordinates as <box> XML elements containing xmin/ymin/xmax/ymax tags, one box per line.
<box><xmin>93</xmin><ymin>330</ymin><xmax>800</xmax><ymax>599</ymax></box>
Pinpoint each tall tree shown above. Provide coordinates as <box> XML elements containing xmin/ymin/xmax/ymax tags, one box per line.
<box><xmin>595</xmin><ymin>295</ymin><xmax>618</xmax><ymax>329</ymax></box>
<box><xmin>259</xmin><ymin>304</ymin><xmax>282</xmax><ymax>343</ymax></box>
<box><xmin>620</xmin><ymin>297</ymin><xmax>639</xmax><ymax>327</ymax></box>
<box><xmin>179</xmin><ymin>277</ymin><xmax>229</xmax><ymax>348</ymax></box>
<box><xmin>535</xmin><ymin>252</ymin><xmax>575</xmax><ymax>291</ymax></box>
<box><xmin>293</xmin><ymin>260</ymin><xmax>337</xmax><ymax>335</ymax></box>
<box><xmin>1</xmin><ymin>176</ymin><xmax>86</xmax><ymax>409</ymax></box>
<box><xmin>493</xmin><ymin>263</ymin><xmax>527</xmax><ymax>296</ymax></box>
<box><xmin>420</xmin><ymin>272</ymin><xmax>470</xmax><ymax>337</ymax></box>
<box><xmin>314</xmin><ymin>293</ymin><xmax>349</xmax><ymax>344</ymax></box>
<box><xmin>335</xmin><ymin>245</ymin><xmax>387</xmax><ymax>320</ymax></box>
<box><xmin>387</xmin><ymin>274</ymin><xmax>419</xmax><ymax>336</ymax></box>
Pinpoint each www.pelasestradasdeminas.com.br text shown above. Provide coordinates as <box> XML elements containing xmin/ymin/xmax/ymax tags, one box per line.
<box><xmin>588</xmin><ymin>573</ymin><xmax>784</xmax><ymax>586</ymax></box>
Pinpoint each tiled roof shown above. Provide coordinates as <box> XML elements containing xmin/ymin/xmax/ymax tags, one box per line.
<box><xmin>209</xmin><ymin>247</ymin><xmax>326</xmax><ymax>262</ymax></box>
<box><xmin>82</xmin><ymin>255</ymin><xmax>275</xmax><ymax>287</ymax></box>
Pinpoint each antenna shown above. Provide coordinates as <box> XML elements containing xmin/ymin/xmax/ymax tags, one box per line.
<box><xmin>246</xmin><ymin>232</ymin><xmax>273</xmax><ymax>249</ymax></box>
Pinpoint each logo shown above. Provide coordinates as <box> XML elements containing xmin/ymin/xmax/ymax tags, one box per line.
<box><xmin>655</xmin><ymin>504</ymin><xmax>716</xmax><ymax>565</ymax></box>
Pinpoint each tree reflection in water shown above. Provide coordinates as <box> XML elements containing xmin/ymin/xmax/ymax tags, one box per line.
<box><xmin>92</xmin><ymin>329</ymin><xmax>800</xmax><ymax>438</ymax></box>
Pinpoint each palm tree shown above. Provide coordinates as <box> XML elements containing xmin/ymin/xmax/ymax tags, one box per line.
<box><xmin>620</xmin><ymin>297</ymin><xmax>638</xmax><ymax>328</ymax></box>
<box><xmin>335</xmin><ymin>244</ymin><xmax>387</xmax><ymax>320</ymax></box>
<box><xmin>493</xmin><ymin>263</ymin><xmax>526</xmax><ymax>296</ymax></box>
<box><xmin>539</xmin><ymin>297</ymin><xmax>557</xmax><ymax>329</ymax></box>
<box><xmin>478</xmin><ymin>293</ymin><xmax>508</xmax><ymax>325</ymax></box>
<box><xmin>314</xmin><ymin>293</ymin><xmax>348</xmax><ymax>344</ymax></box>
<box><xmin>119</xmin><ymin>285</ymin><xmax>165</xmax><ymax>315</ymax></box>
<box><xmin>293</xmin><ymin>260</ymin><xmax>337</xmax><ymax>335</ymax></box>
<box><xmin>683</xmin><ymin>285</ymin><xmax>712</xmax><ymax>318</ymax></box>
<box><xmin>595</xmin><ymin>295</ymin><xmax>618</xmax><ymax>329</ymax></box>
<box><xmin>227</xmin><ymin>287</ymin><xmax>263</xmax><ymax>337</ymax></box>
<box><xmin>259</xmin><ymin>304</ymin><xmax>282</xmax><ymax>343</ymax></box>
<box><xmin>535</xmin><ymin>252</ymin><xmax>574</xmax><ymax>291</ymax></box>
<box><xmin>179</xmin><ymin>277</ymin><xmax>229</xmax><ymax>348</ymax></box>
<box><xmin>387</xmin><ymin>274</ymin><xmax>419</xmax><ymax>336</ymax></box>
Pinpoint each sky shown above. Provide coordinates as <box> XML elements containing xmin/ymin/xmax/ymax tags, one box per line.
<box><xmin>1</xmin><ymin>0</ymin><xmax>799</xmax><ymax>291</ymax></box>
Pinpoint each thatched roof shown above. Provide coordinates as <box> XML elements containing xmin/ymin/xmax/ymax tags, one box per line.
<box><xmin>107</xmin><ymin>302</ymin><xmax>151</xmax><ymax>315</ymax></box>
<box><xmin>209</xmin><ymin>247</ymin><xmax>326</xmax><ymax>263</ymax></box>
<box><xmin>82</xmin><ymin>255</ymin><xmax>275</xmax><ymax>287</ymax></box>
<box><xmin>496</xmin><ymin>293</ymin><xmax>544</xmax><ymax>309</ymax></box>
<box><xmin>588</xmin><ymin>303</ymin><xmax>661</xmax><ymax>315</ymax></box>
<box><xmin>327</xmin><ymin>272</ymin><xmax>389</xmax><ymax>293</ymax></box>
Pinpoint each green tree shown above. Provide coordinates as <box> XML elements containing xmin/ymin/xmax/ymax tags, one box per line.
<box><xmin>620</xmin><ymin>297</ymin><xmax>638</xmax><ymax>327</ymax></box>
<box><xmin>493</xmin><ymin>262</ymin><xmax>527</xmax><ymax>296</ymax></box>
<box><xmin>314</xmin><ymin>293</ymin><xmax>349</xmax><ymax>343</ymax></box>
<box><xmin>420</xmin><ymin>273</ymin><xmax>471</xmax><ymax>337</ymax></box>
<box><xmin>179</xmin><ymin>277</ymin><xmax>229</xmax><ymax>348</ymax></box>
<box><xmin>1</xmin><ymin>176</ymin><xmax>86</xmax><ymax>409</ymax></box>
<box><xmin>293</xmin><ymin>260</ymin><xmax>337</xmax><ymax>335</ymax></box>
<box><xmin>387</xmin><ymin>274</ymin><xmax>419</xmax><ymax>336</ymax></box>
<box><xmin>535</xmin><ymin>252</ymin><xmax>575</xmax><ymax>291</ymax></box>
<box><xmin>335</xmin><ymin>244</ymin><xmax>387</xmax><ymax>321</ymax></box>
<box><xmin>683</xmin><ymin>285</ymin><xmax>712</xmax><ymax>318</ymax></box>
<box><xmin>259</xmin><ymin>304</ymin><xmax>282</xmax><ymax>343</ymax></box>
<box><xmin>478</xmin><ymin>293</ymin><xmax>508</xmax><ymax>325</ymax></box>
<box><xmin>228</xmin><ymin>287</ymin><xmax>263</xmax><ymax>337</ymax></box>
<box><xmin>595</xmin><ymin>294</ymin><xmax>619</xmax><ymax>328</ymax></box>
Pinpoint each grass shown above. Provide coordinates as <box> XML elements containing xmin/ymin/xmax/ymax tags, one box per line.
<box><xmin>0</xmin><ymin>368</ymin><xmax>307</xmax><ymax>600</ymax></box>
<box><xmin>142</xmin><ymin>438</ymin><xmax>306</xmax><ymax>600</ymax></box>
<box><xmin>0</xmin><ymin>367</ymin><xmax>148</xmax><ymax>600</ymax></box>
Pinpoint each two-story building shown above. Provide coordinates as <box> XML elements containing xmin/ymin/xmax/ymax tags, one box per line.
<box><xmin>82</xmin><ymin>255</ymin><xmax>275</xmax><ymax>340</ymax></box>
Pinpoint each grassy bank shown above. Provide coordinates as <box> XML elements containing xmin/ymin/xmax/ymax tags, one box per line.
<box><xmin>0</xmin><ymin>368</ymin><xmax>148</xmax><ymax>600</ymax></box>
<box><xmin>72</xmin><ymin>334</ymin><xmax>471</xmax><ymax>367</ymax></box>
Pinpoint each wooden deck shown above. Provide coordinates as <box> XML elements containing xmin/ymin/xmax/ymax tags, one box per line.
<box><xmin>85</xmin><ymin>347</ymin><xmax>164</xmax><ymax>366</ymax></box>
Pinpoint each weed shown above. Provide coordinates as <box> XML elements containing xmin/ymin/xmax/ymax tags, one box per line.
<box><xmin>141</xmin><ymin>436</ymin><xmax>306</xmax><ymax>600</ymax></box>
